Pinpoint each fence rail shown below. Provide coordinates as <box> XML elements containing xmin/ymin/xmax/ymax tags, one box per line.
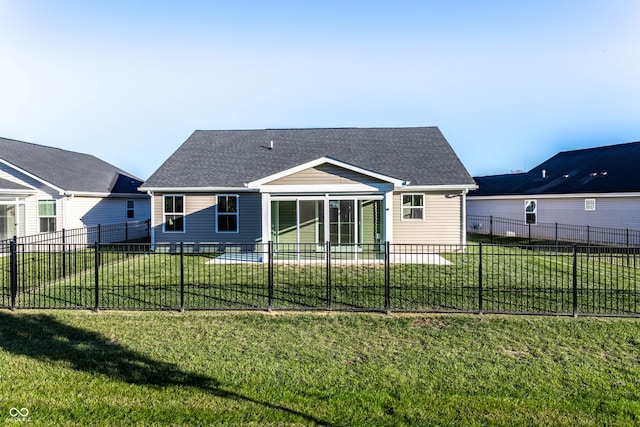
<box><xmin>467</xmin><ymin>215</ymin><xmax>640</xmax><ymax>247</ymax></box>
<box><xmin>0</xmin><ymin>219</ymin><xmax>150</xmax><ymax>249</ymax></box>
<box><xmin>2</xmin><ymin>241</ymin><xmax>639</xmax><ymax>316</ymax></box>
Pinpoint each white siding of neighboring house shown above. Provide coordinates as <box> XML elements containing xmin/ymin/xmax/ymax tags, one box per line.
<box><xmin>0</xmin><ymin>163</ymin><xmax>60</xmax><ymax>237</ymax></box>
<box><xmin>64</xmin><ymin>196</ymin><xmax>151</xmax><ymax>229</ymax></box>
<box><xmin>467</xmin><ymin>195</ymin><xmax>640</xmax><ymax>230</ymax></box>
<box><xmin>1</xmin><ymin>162</ymin><xmax>151</xmax><ymax>237</ymax></box>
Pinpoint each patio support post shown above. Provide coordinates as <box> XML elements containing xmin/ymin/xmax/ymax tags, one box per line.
<box><xmin>10</xmin><ymin>237</ymin><xmax>18</xmax><ymax>311</ymax></box>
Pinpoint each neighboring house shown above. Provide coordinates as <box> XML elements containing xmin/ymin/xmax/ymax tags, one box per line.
<box><xmin>140</xmin><ymin>127</ymin><xmax>477</xmax><ymax>248</ymax></box>
<box><xmin>467</xmin><ymin>141</ymin><xmax>640</xmax><ymax>230</ymax></box>
<box><xmin>0</xmin><ymin>136</ymin><xmax>150</xmax><ymax>241</ymax></box>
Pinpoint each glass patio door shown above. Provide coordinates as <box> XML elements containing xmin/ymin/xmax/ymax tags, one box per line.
<box><xmin>0</xmin><ymin>205</ymin><xmax>16</xmax><ymax>240</ymax></box>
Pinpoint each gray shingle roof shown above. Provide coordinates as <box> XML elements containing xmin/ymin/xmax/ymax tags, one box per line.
<box><xmin>470</xmin><ymin>141</ymin><xmax>640</xmax><ymax>196</ymax></box>
<box><xmin>142</xmin><ymin>127</ymin><xmax>475</xmax><ymax>189</ymax></box>
<box><xmin>0</xmin><ymin>176</ymin><xmax>32</xmax><ymax>191</ymax></box>
<box><xmin>0</xmin><ymin>137</ymin><xmax>144</xmax><ymax>194</ymax></box>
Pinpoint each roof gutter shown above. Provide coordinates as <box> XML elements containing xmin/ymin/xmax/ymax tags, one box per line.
<box><xmin>139</xmin><ymin>186</ymin><xmax>258</xmax><ymax>192</ymax></box>
<box><xmin>398</xmin><ymin>183</ymin><xmax>479</xmax><ymax>192</ymax></box>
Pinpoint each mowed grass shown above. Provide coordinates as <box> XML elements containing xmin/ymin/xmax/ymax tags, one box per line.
<box><xmin>0</xmin><ymin>310</ymin><xmax>639</xmax><ymax>426</ymax></box>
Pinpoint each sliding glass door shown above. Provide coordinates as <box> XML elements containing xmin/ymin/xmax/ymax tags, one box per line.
<box><xmin>271</xmin><ymin>197</ymin><xmax>382</xmax><ymax>249</ymax></box>
<box><xmin>0</xmin><ymin>199</ymin><xmax>26</xmax><ymax>241</ymax></box>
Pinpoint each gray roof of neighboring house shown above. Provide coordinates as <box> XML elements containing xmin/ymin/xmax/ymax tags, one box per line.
<box><xmin>142</xmin><ymin>127</ymin><xmax>476</xmax><ymax>189</ymax></box>
<box><xmin>470</xmin><ymin>140</ymin><xmax>640</xmax><ymax>197</ymax></box>
<box><xmin>0</xmin><ymin>137</ymin><xmax>144</xmax><ymax>194</ymax></box>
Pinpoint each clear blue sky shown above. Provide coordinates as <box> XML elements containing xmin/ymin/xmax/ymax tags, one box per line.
<box><xmin>1</xmin><ymin>0</ymin><xmax>639</xmax><ymax>180</ymax></box>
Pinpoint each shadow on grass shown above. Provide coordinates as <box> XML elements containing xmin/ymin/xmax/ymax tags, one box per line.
<box><xmin>0</xmin><ymin>312</ymin><xmax>332</xmax><ymax>426</ymax></box>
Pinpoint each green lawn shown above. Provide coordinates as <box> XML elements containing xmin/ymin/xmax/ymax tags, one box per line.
<box><xmin>0</xmin><ymin>311</ymin><xmax>638</xmax><ymax>426</ymax></box>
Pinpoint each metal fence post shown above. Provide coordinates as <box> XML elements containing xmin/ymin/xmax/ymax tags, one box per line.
<box><xmin>180</xmin><ymin>242</ymin><xmax>185</xmax><ymax>312</ymax></box>
<box><xmin>326</xmin><ymin>241</ymin><xmax>331</xmax><ymax>310</ymax></box>
<box><xmin>384</xmin><ymin>241</ymin><xmax>390</xmax><ymax>312</ymax></box>
<box><xmin>62</xmin><ymin>228</ymin><xmax>67</xmax><ymax>277</ymax></box>
<box><xmin>572</xmin><ymin>245</ymin><xmax>578</xmax><ymax>318</ymax></box>
<box><xmin>94</xmin><ymin>243</ymin><xmax>100</xmax><ymax>312</ymax></box>
<box><xmin>268</xmin><ymin>241</ymin><xmax>274</xmax><ymax>310</ymax></box>
<box><xmin>478</xmin><ymin>243</ymin><xmax>483</xmax><ymax>315</ymax></box>
<box><xmin>489</xmin><ymin>216</ymin><xmax>493</xmax><ymax>244</ymax></box>
<box><xmin>10</xmin><ymin>237</ymin><xmax>18</xmax><ymax>311</ymax></box>
<box><xmin>125</xmin><ymin>221</ymin><xmax>129</xmax><ymax>243</ymax></box>
<box><xmin>98</xmin><ymin>224</ymin><xmax>102</xmax><ymax>244</ymax></box>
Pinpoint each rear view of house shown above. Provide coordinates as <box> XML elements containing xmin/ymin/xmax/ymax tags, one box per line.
<box><xmin>140</xmin><ymin>127</ymin><xmax>477</xmax><ymax>248</ymax></box>
<box><xmin>0</xmin><ymin>136</ymin><xmax>150</xmax><ymax>240</ymax></box>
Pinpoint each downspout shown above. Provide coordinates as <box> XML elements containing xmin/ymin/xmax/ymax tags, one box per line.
<box><xmin>62</xmin><ymin>192</ymin><xmax>75</xmax><ymax>230</ymax></box>
<box><xmin>461</xmin><ymin>189</ymin><xmax>469</xmax><ymax>246</ymax></box>
<box><xmin>147</xmin><ymin>191</ymin><xmax>155</xmax><ymax>249</ymax></box>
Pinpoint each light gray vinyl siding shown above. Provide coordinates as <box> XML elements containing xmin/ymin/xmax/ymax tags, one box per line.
<box><xmin>467</xmin><ymin>196</ymin><xmax>640</xmax><ymax>230</ymax></box>
<box><xmin>65</xmin><ymin>196</ymin><xmax>151</xmax><ymax>229</ymax></box>
<box><xmin>467</xmin><ymin>199</ymin><xmax>523</xmax><ymax>220</ymax></box>
<box><xmin>154</xmin><ymin>192</ymin><xmax>262</xmax><ymax>244</ymax></box>
<box><xmin>392</xmin><ymin>191</ymin><xmax>462</xmax><ymax>244</ymax></box>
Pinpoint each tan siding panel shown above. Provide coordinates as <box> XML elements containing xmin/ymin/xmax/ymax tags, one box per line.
<box><xmin>392</xmin><ymin>192</ymin><xmax>462</xmax><ymax>244</ymax></box>
<box><xmin>269</xmin><ymin>164</ymin><xmax>385</xmax><ymax>185</ymax></box>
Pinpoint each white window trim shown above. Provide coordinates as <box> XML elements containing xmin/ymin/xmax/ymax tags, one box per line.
<box><xmin>585</xmin><ymin>198</ymin><xmax>596</xmax><ymax>211</ymax></box>
<box><xmin>37</xmin><ymin>199</ymin><xmax>57</xmax><ymax>233</ymax></box>
<box><xmin>216</xmin><ymin>194</ymin><xmax>240</xmax><ymax>234</ymax></box>
<box><xmin>525</xmin><ymin>199</ymin><xmax>537</xmax><ymax>225</ymax></box>
<box><xmin>400</xmin><ymin>193</ymin><xmax>425</xmax><ymax>221</ymax></box>
<box><xmin>163</xmin><ymin>194</ymin><xmax>186</xmax><ymax>233</ymax></box>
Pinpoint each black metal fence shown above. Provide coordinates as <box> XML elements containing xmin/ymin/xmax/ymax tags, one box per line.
<box><xmin>2</xmin><ymin>241</ymin><xmax>639</xmax><ymax>317</ymax></box>
<box><xmin>0</xmin><ymin>220</ymin><xmax>150</xmax><ymax>249</ymax></box>
<box><xmin>467</xmin><ymin>215</ymin><xmax>640</xmax><ymax>247</ymax></box>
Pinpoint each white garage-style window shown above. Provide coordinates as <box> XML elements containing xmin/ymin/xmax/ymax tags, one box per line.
<box><xmin>401</xmin><ymin>193</ymin><xmax>424</xmax><ymax>220</ymax></box>
<box><xmin>217</xmin><ymin>194</ymin><xmax>239</xmax><ymax>233</ymax></box>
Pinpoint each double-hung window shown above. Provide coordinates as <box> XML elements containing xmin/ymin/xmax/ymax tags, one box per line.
<box><xmin>127</xmin><ymin>200</ymin><xmax>135</xmax><ymax>219</ymax></box>
<box><xmin>217</xmin><ymin>195</ymin><xmax>238</xmax><ymax>233</ymax></box>
<box><xmin>164</xmin><ymin>195</ymin><xmax>185</xmax><ymax>232</ymax></box>
<box><xmin>402</xmin><ymin>194</ymin><xmax>424</xmax><ymax>220</ymax></box>
<box><xmin>38</xmin><ymin>200</ymin><xmax>56</xmax><ymax>233</ymax></box>
<box><xmin>525</xmin><ymin>200</ymin><xmax>537</xmax><ymax>224</ymax></box>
